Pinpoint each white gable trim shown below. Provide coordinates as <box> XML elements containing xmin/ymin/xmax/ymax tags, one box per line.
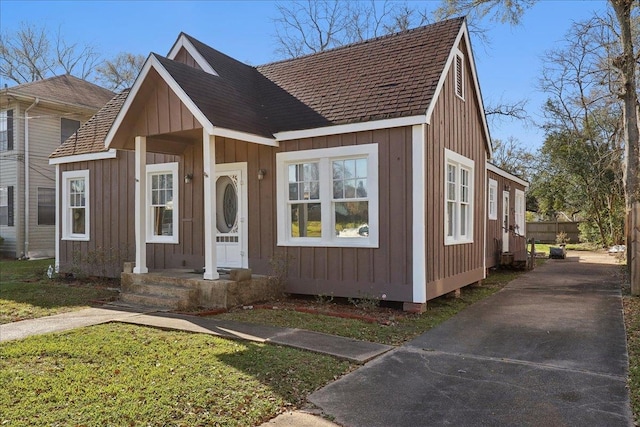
<box><xmin>274</xmin><ymin>115</ymin><xmax>426</xmax><ymax>141</ymax></box>
<box><xmin>486</xmin><ymin>163</ymin><xmax>529</xmax><ymax>189</ymax></box>
<box><xmin>167</xmin><ymin>34</ymin><xmax>219</xmax><ymax>76</ymax></box>
<box><xmin>105</xmin><ymin>55</ymin><xmax>214</xmax><ymax>149</ymax></box>
<box><xmin>49</xmin><ymin>149</ymin><xmax>118</xmax><ymax>165</ymax></box>
<box><xmin>104</xmin><ymin>56</ymin><xmax>279</xmax><ymax>149</ymax></box>
<box><xmin>425</xmin><ymin>20</ymin><xmax>492</xmax><ymax>158</ymax></box>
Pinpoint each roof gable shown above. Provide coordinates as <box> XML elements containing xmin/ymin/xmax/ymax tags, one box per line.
<box><xmin>3</xmin><ymin>74</ymin><xmax>114</xmax><ymax>110</ymax></box>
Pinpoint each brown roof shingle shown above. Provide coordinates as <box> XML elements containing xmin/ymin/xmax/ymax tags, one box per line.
<box><xmin>5</xmin><ymin>74</ymin><xmax>115</xmax><ymax>110</ymax></box>
<box><xmin>256</xmin><ymin>17</ymin><xmax>464</xmax><ymax>127</ymax></box>
<box><xmin>50</xmin><ymin>89</ymin><xmax>129</xmax><ymax>158</ymax></box>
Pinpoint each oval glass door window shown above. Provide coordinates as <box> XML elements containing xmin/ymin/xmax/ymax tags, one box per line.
<box><xmin>216</xmin><ymin>176</ymin><xmax>238</xmax><ymax>233</ymax></box>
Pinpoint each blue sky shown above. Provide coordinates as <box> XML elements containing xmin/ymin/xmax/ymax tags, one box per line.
<box><xmin>1</xmin><ymin>0</ymin><xmax>609</xmax><ymax>149</ymax></box>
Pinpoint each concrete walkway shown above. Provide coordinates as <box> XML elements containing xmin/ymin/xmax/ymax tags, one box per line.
<box><xmin>310</xmin><ymin>251</ymin><xmax>632</xmax><ymax>426</ymax></box>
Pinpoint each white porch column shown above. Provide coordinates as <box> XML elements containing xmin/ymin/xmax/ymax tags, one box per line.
<box><xmin>134</xmin><ymin>136</ymin><xmax>148</xmax><ymax>274</ymax></box>
<box><xmin>203</xmin><ymin>130</ymin><xmax>219</xmax><ymax>280</ymax></box>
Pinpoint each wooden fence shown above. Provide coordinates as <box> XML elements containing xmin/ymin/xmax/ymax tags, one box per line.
<box><xmin>526</xmin><ymin>221</ymin><xmax>581</xmax><ymax>244</ymax></box>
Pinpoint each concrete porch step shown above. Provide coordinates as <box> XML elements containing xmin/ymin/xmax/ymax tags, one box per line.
<box><xmin>123</xmin><ymin>282</ymin><xmax>195</xmax><ymax>300</ymax></box>
<box><xmin>120</xmin><ymin>292</ymin><xmax>187</xmax><ymax>310</ymax></box>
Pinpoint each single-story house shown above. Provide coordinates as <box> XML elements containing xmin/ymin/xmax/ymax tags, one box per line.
<box><xmin>485</xmin><ymin>163</ymin><xmax>529</xmax><ymax>269</ymax></box>
<box><xmin>51</xmin><ymin>17</ymin><xmax>499</xmax><ymax>311</ymax></box>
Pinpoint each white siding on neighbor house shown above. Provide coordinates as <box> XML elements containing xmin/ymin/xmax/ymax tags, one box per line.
<box><xmin>0</xmin><ymin>102</ymin><xmax>21</xmax><ymax>257</ymax></box>
<box><xmin>25</xmin><ymin>105</ymin><xmax>91</xmax><ymax>258</ymax></box>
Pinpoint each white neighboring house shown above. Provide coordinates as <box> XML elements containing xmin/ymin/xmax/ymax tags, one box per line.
<box><xmin>0</xmin><ymin>75</ymin><xmax>113</xmax><ymax>259</ymax></box>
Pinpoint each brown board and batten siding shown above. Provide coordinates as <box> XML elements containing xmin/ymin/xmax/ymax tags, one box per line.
<box><xmin>485</xmin><ymin>168</ymin><xmax>528</xmax><ymax>269</ymax></box>
<box><xmin>277</xmin><ymin>128</ymin><xmax>414</xmax><ymax>303</ymax></box>
<box><xmin>423</xmin><ymin>37</ymin><xmax>487</xmax><ymax>300</ymax></box>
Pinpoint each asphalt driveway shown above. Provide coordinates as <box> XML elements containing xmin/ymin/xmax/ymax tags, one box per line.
<box><xmin>310</xmin><ymin>251</ymin><xmax>631</xmax><ymax>426</ymax></box>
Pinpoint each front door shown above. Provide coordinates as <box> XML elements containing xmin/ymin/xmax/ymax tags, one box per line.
<box><xmin>502</xmin><ymin>191</ymin><xmax>510</xmax><ymax>252</ymax></box>
<box><xmin>215</xmin><ymin>163</ymin><xmax>248</xmax><ymax>268</ymax></box>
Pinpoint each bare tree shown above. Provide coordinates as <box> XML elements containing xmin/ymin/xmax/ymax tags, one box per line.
<box><xmin>491</xmin><ymin>136</ymin><xmax>536</xmax><ymax>180</ymax></box>
<box><xmin>273</xmin><ymin>0</ymin><xmax>430</xmax><ymax>58</ymax></box>
<box><xmin>1</xmin><ymin>22</ymin><xmax>143</xmax><ymax>91</ymax></box>
<box><xmin>0</xmin><ymin>23</ymin><xmax>52</xmax><ymax>83</ymax></box>
<box><xmin>95</xmin><ymin>52</ymin><xmax>145</xmax><ymax>91</ymax></box>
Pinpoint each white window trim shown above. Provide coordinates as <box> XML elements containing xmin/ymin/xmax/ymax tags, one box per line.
<box><xmin>146</xmin><ymin>162</ymin><xmax>179</xmax><ymax>244</ymax></box>
<box><xmin>61</xmin><ymin>170</ymin><xmax>90</xmax><ymax>241</ymax></box>
<box><xmin>488</xmin><ymin>178</ymin><xmax>498</xmax><ymax>220</ymax></box>
<box><xmin>444</xmin><ymin>149</ymin><xmax>474</xmax><ymax>245</ymax></box>
<box><xmin>515</xmin><ymin>189</ymin><xmax>526</xmax><ymax>235</ymax></box>
<box><xmin>276</xmin><ymin>143</ymin><xmax>379</xmax><ymax>248</ymax></box>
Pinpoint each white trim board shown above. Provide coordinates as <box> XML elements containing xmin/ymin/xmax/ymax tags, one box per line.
<box><xmin>486</xmin><ymin>163</ymin><xmax>529</xmax><ymax>189</ymax></box>
<box><xmin>167</xmin><ymin>33</ymin><xmax>219</xmax><ymax>76</ymax></box>
<box><xmin>49</xmin><ymin>149</ymin><xmax>117</xmax><ymax>165</ymax></box>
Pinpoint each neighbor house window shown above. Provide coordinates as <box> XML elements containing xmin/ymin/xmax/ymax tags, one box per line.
<box><xmin>515</xmin><ymin>189</ymin><xmax>526</xmax><ymax>235</ymax></box>
<box><xmin>62</xmin><ymin>170</ymin><xmax>89</xmax><ymax>240</ymax></box>
<box><xmin>488</xmin><ymin>178</ymin><xmax>498</xmax><ymax>220</ymax></box>
<box><xmin>455</xmin><ymin>51</ymin><xmax>464</xmax><ymax>100</ymax></box>
<box><xmin>0</xmin><ymin>110</ymin><xmax>13</xmax><ymax>151</ymax></box>
<box><xmin>0</xmin><ymin>186</ymin><xmax>14</xmax><ymax>226</ymax></box>
<box><xmin>146</xmin><ymin>162</ymin><xmax>179</xmax><ymax>244</ymax></box>
<box><xmin>276</xmin><ymin>144</ymin><xmax>378</xmax><ymax>248</ymax></box>
<box><xmin>61</xmin><ymin>118</ymin><xmax>80</xmax><ymax>144</ymax></box>
<box><xmin>38</xmin><ymin>187</ymin><xmax>56</xmax><ymax>225</ymax></box>
<box><xmin>445</xmin><ymin>149</ymin><xmax>474</xmax><ymax>245</ymax></box>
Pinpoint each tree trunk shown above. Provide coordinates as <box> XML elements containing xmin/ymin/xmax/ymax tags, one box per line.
<box><xmin>610</xmin><ymin>0</ymin><xmax>640</xmax><ymax>293</ymax></box>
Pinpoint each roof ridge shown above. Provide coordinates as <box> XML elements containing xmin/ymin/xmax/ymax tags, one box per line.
<box><xmin>256</xmin><ymin>16</ymin><xmax>465</xmax><ymax>69</ymax></box>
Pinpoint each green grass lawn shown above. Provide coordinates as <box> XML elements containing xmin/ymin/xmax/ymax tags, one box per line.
<box><xmin>215</xmin><ymin>268</ymin><xmax>526</xmax><ymax>346</ymax></box>
<box><xmin>0</xmin><ymin>259</ymin><xmax>119</xmax><ymax>324</ymax></box>
<box><xmin>0</xmin><ymin>323</ymin><xmax>351</xmax><ymax>426</ymax></box>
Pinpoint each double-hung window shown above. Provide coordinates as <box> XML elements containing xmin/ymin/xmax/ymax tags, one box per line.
<box><xmin>62</xmin><ymin>170</ymin><xmax>90</xmax><ymax>240</ymax></box>
<box><xmin>277</xmin><ymin>144</ymin><xmax>378</xmax><ymax>247</ymax></box>
<box><xmin>146</xmin><ymin>163</ymin><xmax>179</xmax><ymax>244</ymax></box>
<box><xmin>0</xmin><ymin>186</ymin><xmax>11</xmax><ymax>226</ymax></box>
<box><xmin>488</xmin><ymin>178</ymin><xmax>498</xmax><ymax>220</ymax></box>
<box><xmin>445</xmin><ymin>149</ymin><xmax>474</xmax><ymax>245</ymax></box>
<box><xmin>0</xmin><ymin>110</ymin><xmax>13</xmax><ymax>151</ymax></box>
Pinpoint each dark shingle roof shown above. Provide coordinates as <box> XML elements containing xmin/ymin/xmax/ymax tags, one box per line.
<box><xmin>6</xmin><ymin>74</ymin><xmax>115</xmax><ymax>110</ymax></box>
<box><xmin>256</xmin><ymin>17</ymin><xmax>465</xmax><ymax>126</ymax></box>
<box><xmin>50</xmin><ymin>89</ymin><xmax>129</xmax><ymax>158</ymax></box>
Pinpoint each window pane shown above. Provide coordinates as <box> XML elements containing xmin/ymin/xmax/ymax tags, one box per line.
<box><xmin>355</xmin><ymin>158</ymin><xmax>367</xmax><ymax>178</ymax></box>
<box><xmin>72</xmin><ymin>208</ymin><xmax>85</xmax><ymax>234</ymax></box>
<box><xmin>460</xmin><ymin>205</ymin><xmax>467</xmax><ymax>236</ymax></box>
<box><xmin>356</xmin><ymin>179</ymin><xmax>367</xmax><ymax>197</ymax></box>
<box><xmin>333</xmin><ymin>180</ymin><xmax>344</xmax><ymax>199</ymax></box>
<box><xmin>309</xmin><ymin>182</ymin><xmax>319</xmax><ymax>200</ymax></box>
<box><xmin>288</xmin><ymin>164</ymin><xmax>297</xmax><ymax>183</ymax></box>
<box><xmin>447</xmin><ymin>201</ymin><xmax>456</xmax><ymax>237</ymax></box>
<box><xmin>38</xmin><ymin>188</ymin><xmax>55</xmax><ymax>225</ymax></box>
<box><xmin>290</xmin><ymin>203</ymin><xmax>321</xmax><ymax>237</ymax></box>
<box><xmin>332</xmin><ymin>160</ymin><xmax>344</xmax><ymax>180</ymax></box>
<box><xmin>344</xmin><ymin>159</ymin><xmax>356</xmax><ymax>179</ymax></box>
<box><xmin>288</xmin><ymin>183</ymin><xmax>298</xmax><ymax>200</ymax></box>
<box><xmin>153</xmin><ymin>206</ymin><xmax>173</xmax><ymax>236</ymax></box>
<box><xmin>335</xmin><ymin>201</ymin><xmax>368</xmax><ymax>238</ymax></box>
<box><xmin>344</xmin><ymin>179</ymin><xmax>356</xmax><ymax>198</ymax></box>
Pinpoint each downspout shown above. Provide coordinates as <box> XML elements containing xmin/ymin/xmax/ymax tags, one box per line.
<box><xmin>23</xmin><ymin>98</ymin><xmax>39</xmax><ymax>259</ymax></box>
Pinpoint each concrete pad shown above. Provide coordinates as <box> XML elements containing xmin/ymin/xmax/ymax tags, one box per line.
<box><xmin>310</xmin><ymin>347</ymin><xmax>630</xmax><ymax>427</ymax></box>
<box><xmin>310</xmin><ymin>251</ymin><xmax>632</xmax><ymax>426</ymax></box>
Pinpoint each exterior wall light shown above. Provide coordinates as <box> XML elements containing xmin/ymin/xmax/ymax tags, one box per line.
<box><xmin>184</xmin><ymin>173</ymin><xmax>193</xmax><ymax>183</ymax></box>
<box><xmin>258</xmin><ymin>169</ymin><xmax>266</xmax><ymax>181</ymax></box>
